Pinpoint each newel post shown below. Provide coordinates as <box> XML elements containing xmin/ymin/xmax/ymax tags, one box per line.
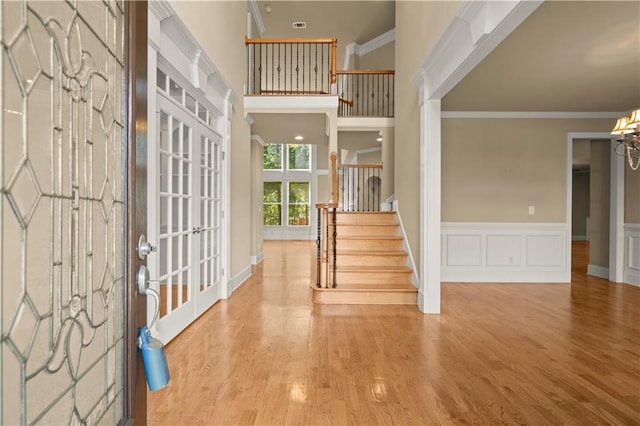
<box><xmin>330</xmin><ymin>38</ymin><xmax>337</xmax><ymax>94</ymax></box>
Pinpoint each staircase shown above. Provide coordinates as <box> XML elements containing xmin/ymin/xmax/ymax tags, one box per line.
<box><xmin>312</xmin><ymin>211</ymin><xmax>417</xmax><ymax>305</ymax></box>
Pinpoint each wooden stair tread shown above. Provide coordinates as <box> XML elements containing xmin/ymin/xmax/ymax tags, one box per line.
<box><xmin>337</xmin><ymin>235</ymin><xmax>403</xmax><ymax>240</ymax></box>
<box><xmin>337</xmin><ymin>249</ymin><xmax>407</xmax><ymax>256</ymax></box>
<box><xmin>315</xmin><ymin>282</ymin><xmax>416</xmax><ymax>291</ymax></box>
<box><xmin>335</xmin><ymin>265</ymin><xmax>412</xmax><ymax>272</ymax></box>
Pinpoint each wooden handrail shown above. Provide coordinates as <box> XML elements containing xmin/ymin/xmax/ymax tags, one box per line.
<box><xmin>245</xmin><ymin>36</ymin><xmax>336</xmax><ymax>44</ymax></box>
<box><xmin>339</xmin><ymin>163</ymin><xmax>383</xmax><ymax>169</ymax></box>
<box><xmin>336</xmin><ymin>70</ymin><xmax>395</xmax><ymax>75</ymax></box>
<box><xmin>331</xmin><ymin>39</ymin><xmax>337</xmax><ymax>87</ymax></box>
<box><xmin>330</xmin><ymin>152</ymin><xmax>338</xmax><ymax>204</ymax></box>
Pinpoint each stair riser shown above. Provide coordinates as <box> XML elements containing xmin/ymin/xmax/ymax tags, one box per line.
<box><xmin>336</xmin><ymin>226</ymin><xmax>399</xmax><ymax>237</ymax></box>
<box><xmin>337</xmin><ymin>255</ymin><xmax>407</xmax><ymax>267</ymax></box>
<box><xmin>334</xmin><ymin>213</ymin><xmax>397</xmax><ymax>225</ymax></box>
<box><xmin>313</xmin><ymin>290</ymin><xmax>417</xmax><ymax>305</ymax></box>
<box><xmin>335</xmin><ymin>271</ymin><xmax>413</xmax><ymax>284</ymax></box>
<box><xmin>336</xmin><ymin>239</ymin><xmax>404</xmax><ymax>251</ymax></box>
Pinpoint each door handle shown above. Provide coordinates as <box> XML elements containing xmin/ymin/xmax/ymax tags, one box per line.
<box><xmin>137</xmin><ymin>265</ymin><xmax>160</xmax><ymax>328</ymax></box>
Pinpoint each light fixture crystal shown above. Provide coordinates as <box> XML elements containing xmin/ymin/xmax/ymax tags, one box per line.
<box><xmin>612</xmin><ymin>108</ymin><xmax>640</xmax><ymax>171</ymax></box>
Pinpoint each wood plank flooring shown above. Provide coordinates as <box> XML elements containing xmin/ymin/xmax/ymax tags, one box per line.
<box><xmin>148</xmin><ymin>240</ymin><xmax>640</xmax><ymax>425</ymax></box>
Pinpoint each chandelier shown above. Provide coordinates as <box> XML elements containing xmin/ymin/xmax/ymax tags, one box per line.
<box><xmin>611</xmin><ymin>108</ymin><xmax>640</xmax><ymax>170</ymax></box>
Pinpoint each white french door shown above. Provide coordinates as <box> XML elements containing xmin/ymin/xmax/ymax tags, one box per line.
<box><xmin>151</xmin><ymin>83</ymin><xmax>224</xmax><ymax>344</ymax></box>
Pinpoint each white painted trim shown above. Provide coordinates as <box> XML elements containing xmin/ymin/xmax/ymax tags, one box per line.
<box><xmin>360</xmin><ymin>28</ymin><xmax>396</xmax><ymax>56</ymax></box>
<box><xmin>414</xmin><ymin>0</ymin><xmax>542</xmax><ymax>99</ymax></box>
<box><xmin>623</xmin><ymin>223</ymin><xmax>640</xmax><ymax>286</ymax></box>
<box><xmin>610</xmin><ymin>142</ymin><xmax>625</xmax><ymax>283</ymax></box>
<box><xmin>419</xmin><ymin>96</ymin><xmax>442</xmax><ymax>313</ymax></box>
<box><xmin>566</xmin><ymin>132</ymin><xmax>622</xmax><ymax>284</ymax></box>
<box><xmin>343</xmin><ymin>29</ymin><xmax>395</xmax><ymax>70</ymax></box>
<box><xmin>228</xmin><ymin>265</ymin><xmax>252</xmax><ymax>295</ymax></box>
<box><xmin>442</xmin><ymin>222</ymin><xmax>569</xmax><ymax>283</ymax></box>
<box><xmin>247</xmin><ymin>0</ymin><xmax>266</xmax><ymax>36</ymax></box>
<box><xmin>442</xmin><ymin>111</ymin><xmax>624</xmax><ymax>119</ymax></box>
<box><xmin>587</xmin><ymin>264</ymin><xmax>609</xmax><ymax>280</ymax></box>
<box><xmin>251</xmin><ymin>251</ymin><xmax>264</xmax><ymax>265</ymax></box>
<box><xmin>317</xmin><ymin>169</ymin><xmax>329</xmax><ymax>176</ymax></box>
<box><xmin>394</xmin><ymin>201</ymin><xmax>420</xmax><ymax>288</ymax></box>
<box><xmin>245</xmin><ymin>113</ymin><xmax>255</xmax><ymax>125</ymax></box>
<box><xmin>251</xmin><ymin>134</ymin><xmax>265</xmax><ymax>146</ymax></box>
<box><xmin>244</xmin><ymin>95</ymin><xmax>339</xmax><ymax>113</ymax></box>
<box><xmin>337</xmin><ymin>117</ymin><xmax>394</xmax><ymax>131</ymax></box>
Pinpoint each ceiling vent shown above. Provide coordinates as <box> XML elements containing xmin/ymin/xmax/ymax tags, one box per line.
<box><xmin>292</xmin><ymin>21</ymin><xmax>307</xmax><ymax>29</ymax></box>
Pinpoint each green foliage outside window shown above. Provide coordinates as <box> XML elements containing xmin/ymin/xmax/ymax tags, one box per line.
<box><xmin>263</xmin><ymin>144</ymin><xmax>282</xmax><ymax>170</ymax></box>
<box><xmin>263</xmin><ymin>182</ymin><xmax>282</xmax><ymax>225</ymax></box>
<box><xmin>288</xmin><ymin>182</ymin><xmax>309</xmax><ymax>226</ymax></box>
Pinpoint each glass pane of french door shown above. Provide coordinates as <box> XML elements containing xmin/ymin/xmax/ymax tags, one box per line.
<box><xmin>197</xmin><ymin>133</ymin><xmax>222</xmax><ymax>314</ymax></box>
<box><xmin>1</xmin><ymin>0</ymin><xmax>125</xmax><ymax>423</ymax></box>
<box><xmin>156</xmin><ymin>102</ymin><xmax>194</xmax><ymax>338</ymax></box>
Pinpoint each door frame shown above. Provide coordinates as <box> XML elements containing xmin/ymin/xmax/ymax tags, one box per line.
<box><xmin>124</xmin><ymin>1</ymin><xmax>148</xmax><ymax>423</ymax></box>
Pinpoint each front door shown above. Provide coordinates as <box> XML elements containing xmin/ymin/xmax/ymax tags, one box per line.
<box><xmin>1</xmin><ymin>1</ymin><xmax>147</xmax><ymax>423</ymax></box>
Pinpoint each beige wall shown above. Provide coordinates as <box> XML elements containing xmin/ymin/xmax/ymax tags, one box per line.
<box><xmin>625</xmin><ymin>162</ymin><xmax>640</xmax><ymax>224</ymax></box>
<box><xmin>441</xmin><ymin>118</ymin><xmax>612</xmax><ymax>222</ymax></box>
<box><xmin>251</xmin><ymin>140</ymin><xmax>264</xmax><ymax>259</ymax></box>
<box><xmin>395</xmin><ymin>1</ymin><xmax>462</xmax><ymax>271</ymax></box>
<box><xmin>589</xmin><ymin>140</ymin><xmax>610</xmax><ymax>268</ymax></box>
<box><xmin>358</xmin><ymin>42</ymin><xmax>395</xmax><ymax>70</ymax></box>
<box><xmin>358</xmin><ymin>150</ymin><xmax>382</xmax><ymax>165</ymax></box>
<box><xmin>172</xmin><ymin>1</ymin><xmax>252</xmax><ymax>277</ymax></box>
<box><xmin>572</xmin><ymin>171</ymin><xmax>590</xmax><ymax>237</ymax></box>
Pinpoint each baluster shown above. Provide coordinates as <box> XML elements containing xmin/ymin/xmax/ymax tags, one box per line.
<box><xmin>332</xmin><ymin>208</ymin><xmax>337</xmax><ymax>288</ymax></box>
<box><xmin>316</xmin><ymin>207</ymin><xmax>321</xmax><ymax>287</ymax></box>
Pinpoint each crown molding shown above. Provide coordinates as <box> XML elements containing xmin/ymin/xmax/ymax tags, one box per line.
<box><xmin>343</xmin><ymin>28</ymin><xmax>395</xmax><ymax>70</ymax></box>
<box><xmin>251</xmin><ymin>135</ymin><xmax>265</xmax><ymax>146</ymax></box>
<box><xmin>441</xmin><ymin>111</ymin><xmax>624</xmax><ymax>119</ymax></box>
<box><xmin>413</xmin><ymin>0</ymin><xmax>543</xmax><ymax>100</ymax></box>
<box><xmin>248</xmin><ymin>0</ymin><xmax>266</xmax><ymax>36</ymax></box>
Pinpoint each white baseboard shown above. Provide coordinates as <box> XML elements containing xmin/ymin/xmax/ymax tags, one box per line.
<box><xmin>228</xmin><ymin>265</ymin><xmax>252</xmax><ymax>295</ymax></box>
<box><xmin>623</xmin><ymin>223</ymin><xmax>640</xmax><ymax>286</ymax></box>
<box><xmin>441</xmin><ymin>222</ymin><xmax>570</xmax><ymax>283</ymax></box>
<box><xmin>251</xmin><ymin>251</ymin><xmax>264</xmax><ymax>265</ymax></box>
<box><xmin>572</xmin><ymin>235</ymin><xmax>588</xmax><ymax>241</ymax></box>
<box><xmin>587</xmin><ymin>264</ymin><xmax>609</xmax><ymax>279</ymax></box>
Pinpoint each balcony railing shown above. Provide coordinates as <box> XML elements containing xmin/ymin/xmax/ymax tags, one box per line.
<box><xmin>245</xmin><ymin>37</ymin><xmax>394</xmax><ymax>117</ymax></box>
<box><xmin>337</xmin><ymin>70</ymin><xmax>394</xmax><ymax>117</ymax></box>
<box><xmin>339</xmin><ymin>163</ymin><xmax>383</xmax><ymax>212</ymax></box>
<box><xmin>245</xmin><ymin>37</ymin><xmax>337</xmax><ymax>96</ymax></box>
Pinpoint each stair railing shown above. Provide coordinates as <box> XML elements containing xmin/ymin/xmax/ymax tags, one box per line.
<box><xmin>316</xmin><ymin>152</ymin><xmax>338</xmax><ymax>288</ymax></box>
<box><xmin>245</xmin><ymin>37</ymin><xmax>337</xmax><ymax>96</ymax></box>
<box><xmin>337</xmin><ymin>70</ymin><xmax>394</xmax><ymax>117</ymax></box>
<box><xmin>339</xmin><ymin>163</ymin><xmax>383</xmax><ymax>212</ymax></box>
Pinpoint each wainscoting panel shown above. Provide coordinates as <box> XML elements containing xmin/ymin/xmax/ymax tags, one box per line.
<box><xmin>623</xmin><ymin>224</ymin><xmax>640</xmax><ymax>286</ymax></box>
<box><xmin>442</xmin><ymin>223</ymin><xmax>569</xmax><ymax>282</ymax></box>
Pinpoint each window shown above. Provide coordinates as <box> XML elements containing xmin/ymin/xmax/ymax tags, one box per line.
<box><xmin>288</xmin><ymin>144</ymin><xmax>310</xmax><ymax>170</ymax></box>
<box><xmin>263</xmin><ymin>182</ymin><xmax>282</xmax><ymax>226</ymax></box>
<box><xmin>263</xmin><ymin>143</ymin><xmax>314</xmax><ymax>232</ymax></box>
<box><xmin>288</xmin><ymin>182</ymin><xmax>309</xmax><ymax>226</ymax></box>
<box><xmin>263</xmin><ymin>143</ymin><xmax>283</xmax><ymax>170</ymax></box>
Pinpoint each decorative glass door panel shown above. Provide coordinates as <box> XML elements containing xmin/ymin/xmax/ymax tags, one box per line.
<box><xmin>1</xmin><ymin>1</ymin><xmax>126</xmax><ymax>423</ymax></box>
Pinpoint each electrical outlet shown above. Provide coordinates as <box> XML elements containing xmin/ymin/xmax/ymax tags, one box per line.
<box><xmin>528</xmin><ymin>206</ymin><xmax>535</xmax><ymax>215</ymax></box>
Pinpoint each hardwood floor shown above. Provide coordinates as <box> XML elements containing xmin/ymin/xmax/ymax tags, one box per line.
<box><xmin>148</xmin><ymin>240</ymin><xmax>640</xmax><ymax>425</ymax></box>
